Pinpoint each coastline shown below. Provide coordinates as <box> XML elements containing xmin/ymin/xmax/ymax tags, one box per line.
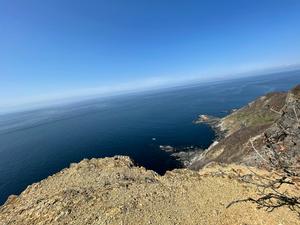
<box><xmin>193</xmin><ymin>114</ymin><xmax>227</xmax><ymax>140</ymax></box>
<box><xmin>160</xmin><ymin>114</ymin><xmax>226</xmax><ymax>168</ymax></box>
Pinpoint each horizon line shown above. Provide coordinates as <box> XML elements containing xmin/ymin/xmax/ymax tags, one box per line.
<box><xmin>1</xmin><ymin>63</ymin><xmax>300</xmax><ymax>115</ymax></box>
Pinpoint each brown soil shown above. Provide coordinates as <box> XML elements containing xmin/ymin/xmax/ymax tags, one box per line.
<box><xmin>1</xmin><ymin>156</ymin><xmax>299</xmax><ymax>225</ymax></box>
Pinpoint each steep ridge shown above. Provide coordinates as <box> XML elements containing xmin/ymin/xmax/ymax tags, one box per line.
<box><xmin>189</xmin><ymin>91</ymin><xmax>289</xmax><ymax>170</ymax></box>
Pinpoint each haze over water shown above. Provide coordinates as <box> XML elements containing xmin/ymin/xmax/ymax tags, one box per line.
<box><xmin>0</xmin><ymin>70</ymin><xmax>300</xmax><ymax>204</ymax></box>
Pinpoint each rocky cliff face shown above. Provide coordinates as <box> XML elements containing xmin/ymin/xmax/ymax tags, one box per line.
<box><xmin>0</xmin><ymin>156</ymin><xmax>299</xmax><ymax>225</ymax></box>
<box><xmin>189</xmin><ymin>85</ymin><xmax>299</xmax><ymax>170</ymax></box>
<box><xmin>260</xmin><ymin>85</ymin><xmax>300</xmax><ymax>169</ymax></box>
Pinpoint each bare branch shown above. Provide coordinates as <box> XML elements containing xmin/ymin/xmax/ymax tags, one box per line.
<box><xmin>228</xmin><ymin>106</ymin><xmax>300</xmax><ymax>217</ymax></box>
<box><xmin>293</xmin><ymin>105</ymin><xmax>299</xmax><ymax>123</ymax></box>
<box><xmin>249</xmin><ymin>137</ymin><xmax>269</xmax><ymax>163</ymax></box>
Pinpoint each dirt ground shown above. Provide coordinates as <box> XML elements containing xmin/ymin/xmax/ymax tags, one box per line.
<box><xmin>0</xmin><ymin>156</ymin><xmax>299</xmax><ymax>225</ymax></box>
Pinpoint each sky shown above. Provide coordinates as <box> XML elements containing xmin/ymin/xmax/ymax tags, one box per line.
<box><xmin>0</xmin><ymin>0</ymin><xmax>300</xmax><ymax>111</ymax></box>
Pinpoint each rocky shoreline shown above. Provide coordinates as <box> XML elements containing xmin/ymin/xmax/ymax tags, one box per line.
<box><xmin>193</xmin><ymin>114</ymin><xmax>227</xmax><ymax>140</ymax></box>
<box><xmin>159</xmin><ymin>145</ymin><xmax>202</xmax><ymax>167</ymax></box>
<box><xmin>160</xmin><ymin>114</ymin><xmax>227</xmax><ymax>167</ymax></box>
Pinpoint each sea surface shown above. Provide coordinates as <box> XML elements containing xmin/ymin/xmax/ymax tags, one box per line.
<box><xmin>0</xmin><ymin>70</ymin><xmax>300</xmax><ymax>204</ymax></box>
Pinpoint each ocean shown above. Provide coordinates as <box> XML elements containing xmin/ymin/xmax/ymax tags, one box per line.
<box><xmin>0</xmin><ymin>70</ymin><xmax>300</xmax><ymax>204</ymax></box>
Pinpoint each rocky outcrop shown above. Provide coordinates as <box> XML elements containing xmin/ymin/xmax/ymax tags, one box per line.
<box><xmin>259</xmin><ymin>85</ymin><xmax>300</xmax><ymax>168</ymax></box>
<box><xmin>0</xmin><ymin>156</ymin><xmax>299</xmax><ymax>225</ymax></box>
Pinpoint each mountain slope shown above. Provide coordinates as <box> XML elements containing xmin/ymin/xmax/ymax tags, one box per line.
<box><xmin>189</xmin><ymin>91</ymin><xmax>288</xmax><ymax>170</ymax></box>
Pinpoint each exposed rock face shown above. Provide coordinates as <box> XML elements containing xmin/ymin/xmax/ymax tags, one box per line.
<box><xmin>260</xmin><ymin>85</ymin><xmax>300</xmax><ymax>169</ymax></box>
<box><xmin>0</xmin><ymin>156</ymin><xmax>299</xmax><ymax>225</ymax></box>
<box><xmin>189</xmin><ymin>85</ymin><xmax>300</xmax><ymax>172</ymax></box>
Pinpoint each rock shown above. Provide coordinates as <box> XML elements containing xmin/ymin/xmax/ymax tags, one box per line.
<box><xmin>159</xmin><ymin>145</ymin><xmax>175</xmax><ymax>152</ymax></box>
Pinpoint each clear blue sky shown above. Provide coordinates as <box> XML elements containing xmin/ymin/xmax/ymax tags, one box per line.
<box><xmin>1</xmin><ymin>0</ymin><xmax>300</xmax><ymax>110</ymax></box>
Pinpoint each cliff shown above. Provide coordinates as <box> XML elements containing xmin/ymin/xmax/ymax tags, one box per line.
<box><xmin>0</xmin><ymin>156</ymin><xmax>299</xmax><ymax>225</ymax></box>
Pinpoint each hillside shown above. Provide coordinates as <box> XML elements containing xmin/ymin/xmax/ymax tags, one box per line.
<box><xmin>189</xmin><ymin>90</ymin><xmax>290</xmax><ymax>170</ymax></box>
<box><xmin>0</xmin><ymin>156</ymin><xmax>299</xmax><ymax>225</ymax></box>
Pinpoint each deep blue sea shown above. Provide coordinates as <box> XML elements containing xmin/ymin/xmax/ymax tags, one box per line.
<box><xmin>1</xmin><ymin>70</ymin><xmax>300</xmax><ymax>204</ymax></box>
